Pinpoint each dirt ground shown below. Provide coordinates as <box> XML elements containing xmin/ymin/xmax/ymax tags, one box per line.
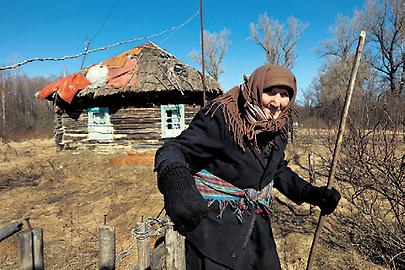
<box><xmin>0</xmin><ymin>137</ymin><xmax>387</xmax><ymax>270</ymax></box>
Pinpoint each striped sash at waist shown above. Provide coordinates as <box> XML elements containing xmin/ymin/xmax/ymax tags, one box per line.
<box><xmin>194</xmin><ymin>169</ymin><xmax>274</xmax><ymax>222</ymax></box>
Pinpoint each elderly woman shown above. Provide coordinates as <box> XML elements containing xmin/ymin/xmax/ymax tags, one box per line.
<box><xmin>155</xmin><ymin>64</ymin><xmax>340</xmax><ymax>269</ymax></box>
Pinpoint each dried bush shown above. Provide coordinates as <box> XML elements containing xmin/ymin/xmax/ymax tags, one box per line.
<box><xmin>332</xmin><ymin>101</ymin><xmax>404</xmax><ymax>269</ymax></box>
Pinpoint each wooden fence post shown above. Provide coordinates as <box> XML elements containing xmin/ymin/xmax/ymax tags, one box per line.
<box><xmin>98</xmin><ymin>225</ymin><xmax>116</xmax><ymax>270</ymax></box>
<box><xmin>17</xmin><ymin>227</ymin><xmax>45</xmax><ymax>270</ymax></box>
<box><xmin>165</xmin><ymin>218</ymin><xmax>185</xmax><ymax>270</ymax></box>
<box><xmin>18</xmin><ymin>230</ymin><xmax>33</xmax><ymax>270</ymax></box>
<box><xmin>135</xmin><ymin>221</ymin><xmax>150</xmax><ymax>270</ymax></box>
<box><xmin>32</xmin><ymin>228</ymin><xmax>45</xmax><ymax>270</ymax></box>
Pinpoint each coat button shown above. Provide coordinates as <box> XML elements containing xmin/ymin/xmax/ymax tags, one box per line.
<box><xmin>231</xmin><ymin>252</ymin><xmax>237</xmax><ymax>259</ymax></box>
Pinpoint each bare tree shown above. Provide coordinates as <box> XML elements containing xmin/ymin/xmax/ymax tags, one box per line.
<box><xmin>0</xmin><ymin>71</ymin><xmax>54</xmax><ymax>140</ymax></box>
<box><xmin>189</xmin><ymin>28</ymin><xmax>231</xmax><ymax>81</ymax></box>
<box><xmin>321</xmin><ymin>0</ymin><xmax>403</xmax><ymax>95</ymax></box>
<box><xmin>318</xmin><ymin>14</ymin><xmax>359</xmax><ymax>61</ymax></box>
<box><xmin>313</xmin><ymin>0</ymin><xmax>404</xmax><ymax>127</ymax></box>
<box><xmin>356</xmin><ymin>0</ymin><xmax>403</xmax><ymax>95</ymax></box>
<box><xmin>249</xmin><ymin>14</ymin><xmax>308</xmax><ymax>69</ymax></box>
<box><xmin>311</xmin><ymin>58</ymin><xmax>373</xmax><ymax>127</ymax></box>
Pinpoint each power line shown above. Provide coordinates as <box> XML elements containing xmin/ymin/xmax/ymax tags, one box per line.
<box><xmin>92</xmin><ymin>0</ymin><xmax>121</xmax><ymax>42</ymax></box>
<box><xmin>0</xmin><ymin>10</ymin><xmax>199</xmax><ymax>71</ymax></box>
<box><xmin>80</xmin><ymin>0</ymin><xmax>120</xmax><ymax>69</ymax></box>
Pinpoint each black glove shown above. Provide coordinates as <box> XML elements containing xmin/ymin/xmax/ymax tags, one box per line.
<box><xmin>157</xmin><ymin>161</ymin><xmax>209</xmax><ymax>234</ymax></box>
<box><xmin>303</xmin><ymin>186</ymin><xmax>341</xmax><ymax>215</ymax></box>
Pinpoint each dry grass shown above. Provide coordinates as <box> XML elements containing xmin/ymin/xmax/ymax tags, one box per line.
<box><xmin>0</xmin><ymin>140</ymin><xmax>162</xmax><ymax>269</ymax></box>
<box><xmin>0</xmin><ymin>138</ymin><xmax>388</xmax><ymax>269</ymax></box>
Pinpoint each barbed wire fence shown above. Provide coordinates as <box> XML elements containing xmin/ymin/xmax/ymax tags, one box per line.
<box><xmin>112</xmin><ymin>215</ymin><xmax>185</xmax><ymax>270</ymax></box>
<box><xmin>116</xmin><ymin>217</ymin><xmax>170</xmax><ymax>265</ymax></box>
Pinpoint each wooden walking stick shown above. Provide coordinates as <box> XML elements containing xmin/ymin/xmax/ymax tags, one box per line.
<box><xmin>306</xmin><ymin>31</ymin><xmax>366</xmax><ymax>270</ymax></box>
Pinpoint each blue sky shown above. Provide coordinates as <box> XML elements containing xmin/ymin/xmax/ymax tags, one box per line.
<box><xmin>0</xmin><ymin>0</ymin><xmax>364</xmax><ymax>102</ymax></box>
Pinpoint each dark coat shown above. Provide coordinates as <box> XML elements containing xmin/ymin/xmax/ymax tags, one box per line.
<box><xmin>155</xmin><ymin>106</ymin><xmax>311</xmax><ymax>268</ymax></box>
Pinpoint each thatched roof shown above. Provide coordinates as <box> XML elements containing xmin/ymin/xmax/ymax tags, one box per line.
<box><xmin>77</xmin><ymin>42</ymin><xmax>223</xmax><ymax>98</ymax></box>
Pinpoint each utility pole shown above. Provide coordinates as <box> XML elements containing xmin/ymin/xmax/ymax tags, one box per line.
<box><xmin>80</xmin><ymin>37</ymin><xmax>91</xmax><ymax>69</ymax></box>
<box><xmin>200</xmin><ymin>0</ymin><xmax>207</xmax><ymax>105</ymax></box>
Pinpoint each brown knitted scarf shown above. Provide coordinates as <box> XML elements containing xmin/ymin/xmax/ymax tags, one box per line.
<box><xmin>206</xmin><ymin>64</ymin><xmax>297</xmax><ymax>151</ymax></box>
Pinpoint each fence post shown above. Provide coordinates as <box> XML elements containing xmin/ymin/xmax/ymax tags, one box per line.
<box><xmin>135</xmin><ymin>220</ymin><xmax>150</xmax><ymax>270</ymax></box>
<box><xmin>18</xmin><ymin>230</ymin><xmax>33</xmax><ymax>270</ymax></box>
<box><xmin>165</xmin><ymin>217</ymin><xmax>185</xmax><ymax>270</ymax></box>
<box><xmin>98</xmin><ymin>225</ymin><xmax>116</xmax><ymax>270</ymax></box>
<box><xmin>308</xmin><ymin>152</ymin><xmax>316</xmax><ymax>214</ymax></box>
<box><xmin>32</xmin><ymin>228</ymin><xmax>45</xmax><ymax>270</ymax></box>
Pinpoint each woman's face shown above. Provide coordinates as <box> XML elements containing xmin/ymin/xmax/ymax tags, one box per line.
<box><xmin>262</xmin><ymin>87</ymin><xmax>290</xmax><ymax>119</ymax></box>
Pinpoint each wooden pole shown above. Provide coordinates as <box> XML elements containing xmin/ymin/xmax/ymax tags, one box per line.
<box><xmin>18</xmin><ymin>230</ymin><xmax>34</xmax><ymax>270</ymax></box>
<box><xmin>200</xmin><ymin>0</ymin><xmax>207</xmax><ymax>105</ymax></box>
<box><xmin>98</xmin><ymin>225</ymin><xmax>116</xmax><ymax>270</ymax></box>
<box><xmin>0</xmin><ymin>221</ymin><xmax>23</xmax><ymax>242</ymax></box>
<box><xmin>306</xmin><ymin>31</ymin><xmax>366</xmax><ymax>270</ymax></box>
<box><xmin>1</xmin><ymin>72</ymin><xmax>6</xmax><ymax>140</ymax></box>
<box><xmin>80</xmin><ymin>37</ymin><xmax>91</xmax><ymax>69</ymax></box>
<box><xmin>32</xmin><ymin>228</ymin><xmax>45</xmax><ymax>270</ymax></box>
<box><xmin>308</xmin><ymin>152</ymin><xmax>315</xmax><ymax>214</ymax></box>
<box><xmin>135</xmin><ymin>221</ymin><xmax>150</xmax><ymax>270</ymax></box>
<box><xmin>165</xmin><ymin>217</ymin><xmax>185</xmax><ymax>270</ymax></box>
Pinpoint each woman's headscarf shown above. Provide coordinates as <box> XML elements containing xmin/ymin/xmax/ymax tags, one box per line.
<box><xmin>206</xmin><ymin>64</ymin><xmax>297</xmax><ymax>151</ymax></box>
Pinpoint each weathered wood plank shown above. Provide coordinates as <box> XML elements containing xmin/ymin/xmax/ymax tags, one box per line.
<box><xmin>110</xmin><ymin>119</ymin><xmax>161</xmax><ymax>125</ymax></box>
<box><xmin>165</xmin><ymin>218</ymin><xmax>185</xmax><ymax>270</ymax></box>
<box><xmin>113</xmin><ymin>127</ymin><xmax>160</xmax><ymax>133</ymax></box>
<box><xmin>113</xmin><ymin>124</ymin><xmax>160</xmax><ymax>130</ymax></box>
<box><xmin>135</xmin><ymin>222</ymin><xmax>150</xmax><ymax>270</ymax></box>
<box><xmin>98</xmin><ymin>225</ymin><xmax>116</xmax><ymax>270</ymax></box>
<box><xmin>18</xmin><ymin>230</ymin><xmax>33</xmax><ymax>270</ymax></box>
<box><xmin>0</xmin><ymin>221</ymin><xmax>23</xmax><ymax>242</ymax></box>
<box><xmin>32</xmin><ymin>228</ymin><xmax>45</xmax><ymax>270</ymax></box>
<box><xmin>56</xmin><ymin>104</ymin><xmax>201</xmax><ymax>150</ymax></box>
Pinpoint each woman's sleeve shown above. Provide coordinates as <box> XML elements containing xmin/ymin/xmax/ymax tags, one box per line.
<box><xmin>154</xmin><ymin>107</ymin><xmax>226</xmax><ymax>173</ymax></box>
<box><xmin>273</xmin><ymin>155</ymin><xmax>312</xmax><ymax>205</ymax></box>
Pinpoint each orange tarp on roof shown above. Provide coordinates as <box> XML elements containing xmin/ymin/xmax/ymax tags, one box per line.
<box><xmin>37</xmin><ymin>74</ymin><xmax>90</xmax><ymax>103</ymax></box>
<box><xmin>102</xmin><ymin>47</ymin><xmax>143</xmax><ymax>68</ymax></box>
<box><xmin>107</xmin><ymin>58</ymin><xmax>138</xmax><ymax>88</ymax></box>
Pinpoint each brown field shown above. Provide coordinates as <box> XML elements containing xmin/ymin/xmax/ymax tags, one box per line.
<box><xmin>0</xmin><ymin>138</ymin><xmax>387</xmax><ymax>270</ymax></box>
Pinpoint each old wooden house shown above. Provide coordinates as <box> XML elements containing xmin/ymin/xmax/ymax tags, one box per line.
<box><xmin>37</xmin><ymin>43</ymin><xmax>222</xmax><ymax>152</ymax></box>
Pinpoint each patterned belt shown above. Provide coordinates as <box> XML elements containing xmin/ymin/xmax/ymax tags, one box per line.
<box><xmin>194</xmin><ymin>169</ymin><xmax>274</xmax><ymax>222</ymax></box>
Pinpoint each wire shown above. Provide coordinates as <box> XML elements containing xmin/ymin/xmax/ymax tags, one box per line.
<box><xmin>0</xmin><ymin>10</ymin><xmax>199</xmax><ymax>71</ymax></box>
<box><xmin>92</xmin><ymin>0</ymin><xmax>121</xmax><ymax>42</ymax></box>
<box><xmin>80</xmin><ymin>0</ymin><xmax>120</xmax><ymax>69</ymax></box>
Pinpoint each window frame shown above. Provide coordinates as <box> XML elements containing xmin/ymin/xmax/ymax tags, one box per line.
<box><xmin>160</xmin><ymin>104</ymin><xmax>185</xmax><ymax>138</ymax></box>
<box><xmin>87</xmin><ymin>107</ymin><xmax>113</xmax><ymax>141</ymax></box>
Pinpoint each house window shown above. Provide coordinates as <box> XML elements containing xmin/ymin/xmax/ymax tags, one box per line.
<box><xmin>161</xmin><ymin>104</ymin><xmax>185</xmax><ymax>138</ymax></box>
<box><xmin>88</xmin><ymin>107</ymin><xmax>113</xmax><ymax>141</ymax></box>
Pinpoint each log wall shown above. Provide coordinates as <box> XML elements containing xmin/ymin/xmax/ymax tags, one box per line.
<box><xmin>55</xmin><ymin>104</ymin><xmax>201</xmax><ymax>152</ymax></box>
